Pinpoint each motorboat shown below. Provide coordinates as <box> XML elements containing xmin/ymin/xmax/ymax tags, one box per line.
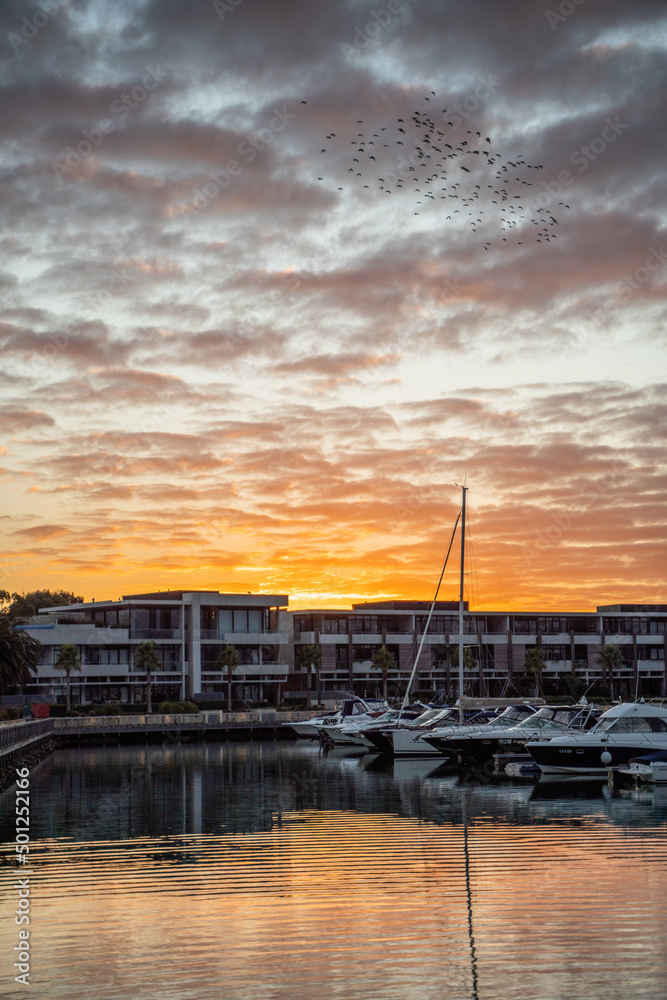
<box><xmin>419</xmin><ymin>704</ymin><xmax>539</xmax><ymax>759</ymax></box>
<box><xmin>364</xmin><ymin>707</ymin><xmax>497</xmax><ymax>756</ymax></box>
<box><xmin>286</xmin><ymin>711</ymin><xmax>342</xmax><ymax>738</ymax></box>
<box><xmin>318</xmin><ymin>698</ymin><xmax>390</xmax><ymax>746</ymax></box>
<box><xmin>436</xmin><ymin>703</ymin><xmax>600</xmax><ymax>764</ymax></box>
<box><xmin>354</xmin><ymin>703</ymin><xmax>436</xmax><ymax>750</ymax></box>
<box><xmin>526</xmin><ymin>701</ymin><xmax>667</xmax><ymax>774</ymax></box>
<box><xmin>617</xmin><ymin>749</ymin><xmax>667</xmax><ymax>784</ymax></box>
<box><xmin>285</xmin><ymin>697</ymin><xmax>384</xmax><ymax>738</ymax></box>
<box><xmin>358</xmin><ymin>705</ymin><xmax>453</xmax><ymax>754</ymax></box>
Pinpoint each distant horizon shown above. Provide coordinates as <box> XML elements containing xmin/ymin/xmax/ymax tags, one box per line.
<box><xmin>16</xmin><ymin>582</ymin><xmax>666</xmax><ymax>616</ymax></box>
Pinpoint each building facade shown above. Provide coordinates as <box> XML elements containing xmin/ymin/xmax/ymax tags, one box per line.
<box><xmin>19</xmin><ymin>591</ymin><xmax>291</xmax><ymax>706</ymax></box>
<box><xmin>293</xmin><ymin>601</ymin><xmax>667</xmax><ymax>701</ymax></box>
<box><xmin>14</xmin><ymin>593</ymin><xmax>667</xmax><ymax>705</ymax></box>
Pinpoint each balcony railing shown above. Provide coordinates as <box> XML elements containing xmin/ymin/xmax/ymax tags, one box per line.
<box><xmin>129</xmin><ymin>629</ymin><xmax>182</xmax><ymax>640</ymax></box>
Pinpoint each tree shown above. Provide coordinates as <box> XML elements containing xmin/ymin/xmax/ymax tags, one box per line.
<box><xmin>563</xmin><ymin>662</ymin><xmax>587</xmax><ymax>702</ymax></box>
<box><xmin>595</xmin><ymin>644</ymin><xmax>623</xmax><ymax>701</ymax></box>
<box><xmin>445</xmin><ymin>645</ymin><xmax>477</xmax><ymax>698</ymax></box>
<box><xmin>296</xmin><ymin>644</ymin><xmax>322</xmax><ymax>706</ymax></box>
<box><xmin>0</xmin><ymin>613</ymin><xmax>42</xmax><ymax>694</ymax></box>
<box><xmin>4</xmin><ymin>589</ymin><xmax>84</xmax><ymax>621</ymax></box>
<box><xmin>134</xmin><ymin>640</ymin><xmax>162</xmax><ymax>713</ymax></box>
<box><xmin>216</xmin><ymin>645</ymin><xmax>241</xmax><ymax>711</ymax></box>
<box><xmin>371</xmin><ymin>645</ymin><xmax>396</xmax><ymax>701</ymax></box>
<box><xmin>524</xmin><ymin>646</ymin><xmax>547</xmax><ymax>698</ymax></box>
<box><xmin>53</xmin><ymin>642</ymin><xmax>82</xmax><ymax>712</ymax></box>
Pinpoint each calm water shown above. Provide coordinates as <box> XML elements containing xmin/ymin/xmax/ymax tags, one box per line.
<box><xmin>1</xmin><ymin>741</ymin><xmax>667</xmax><ymax>1000</ymax></box>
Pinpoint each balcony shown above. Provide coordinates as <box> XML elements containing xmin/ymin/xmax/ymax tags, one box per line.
<box><xmin>198</xmin><ymin>630</ymin><xmax>287</xmax><ymax>643</ymax></box>
<box><xmin>220</xmin><ymin>631</ymin><xmax>287</xmax><ymax>644</ymax></box>
<box><xmin>130</xmin><ymin>629</ymin><xmax>182</xmax><ymax>640</ymax></box>
<box><xmin>201</xmin><ymin>663</ymin><xmax>289</xmax><ymax>677</ymax></box>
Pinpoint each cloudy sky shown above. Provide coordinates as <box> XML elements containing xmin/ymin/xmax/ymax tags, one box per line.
<box><xmin>1</xmin><ymin>0</ymin><xmax>666</xmax><ymax>610</ymax></box>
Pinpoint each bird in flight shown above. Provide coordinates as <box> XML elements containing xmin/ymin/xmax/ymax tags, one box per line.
<box><xmin>317</xmin><ymin>89</ymin><xmax>569</xmax><ymax>250</ymax></box>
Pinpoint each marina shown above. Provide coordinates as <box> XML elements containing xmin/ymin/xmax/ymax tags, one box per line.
<box><xmin>2</xmin><ymin>738</ymin><xmax>667</xmax><ymax>999</ymax></box>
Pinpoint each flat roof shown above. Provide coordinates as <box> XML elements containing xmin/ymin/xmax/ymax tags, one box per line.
<box><xmin>39</xmin><ymin>591</ymin><xmax>288</xmax><ymax>613</ymax></box>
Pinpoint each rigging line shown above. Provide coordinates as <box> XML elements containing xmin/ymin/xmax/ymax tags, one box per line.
<box><xmin>470</xmin><ymin>498</ymin><xmax>510</xmax><ymax>607</ymax></box>
<box><xmin>465</xmin><ymin>506</ymin><xmax>479</xmax><ymax>614</ymax></box>
<box><xmin>399</xmin><ymin>510</ymin><xmax>462</xmax><ymax>713</ymax></box>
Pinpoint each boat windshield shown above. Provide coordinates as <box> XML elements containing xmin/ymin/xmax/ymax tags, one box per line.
<box><xmin>414</xmin><ymin>708</ymin><xmax>457</xmax><ymax>728</ymax></box>
<box><xmin>512</xmin><ymin>714</ymin><xmax>571</xmax><ymax>731</ymax></box>
<box><xmin>489</xmin><ymin>707</ymin><xmax>535</xmax><ymax>727</ymax></box>
<box><xmin>500</xmin><ymin>706</ymin><xmax>534</xmax><ymax>720</ymax></box>
<box><xmin>594</xmin><ymin>715</ymin><xmax>667</xmax><ymax>734</ymax></box>
<box><xmin>404</xmin><ymin>708</ymin><xmax>451</xmax><ymax>727</ymax></box>
<box><xmin>512</xmin><ymin>708</ymin><xmax>577</xmax><ymax>730</ymax></box>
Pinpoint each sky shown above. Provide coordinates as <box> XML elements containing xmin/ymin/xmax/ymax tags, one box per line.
<box><xmin>1</xmin><ymin>0</ymin><xmax>666</xmax><ymax>611</ymax></box>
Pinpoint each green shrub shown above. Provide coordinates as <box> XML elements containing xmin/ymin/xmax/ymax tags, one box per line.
<box><xmin>88</xmin><ymin>703</ymin><xmax>122</xmax><ymax>716</ymax></box>
<box><xmin>158</xmin><ymin>700</ymin><xmax>199</xmax><ymax>714</ymax></box>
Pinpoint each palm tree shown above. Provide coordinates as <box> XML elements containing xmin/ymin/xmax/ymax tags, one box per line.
<box><xmin>371</xmin><ymin>645</ymin><xmax>396</xmax><ymax>701</ymax></box>
<box><xmin>296</xmin><ymin>644</ymin><xmax>322</xmax><ymax>706</ymax></box>
<box><xmin>0</xmin><ymin>613</ymin><xmax>42</xmax><ymax>694</ymax></box>
<box><xmin>134</xmin><ymin>640</ymin><xmax>162</xmax><ymax>713</ymax></box>
<box><xmin>524</xmin><ymin>646</ymin><xmax>547</xmax><ymax>698</ymax></box>
<box><xmin>595</xmin><ymin>644</ymin><xmax>622</xmax><ymax>701</ymax></box>
<box><xmin>216</xmin><ymin>645</ymin><xmax>241</xmax><ymax>711</ymax></box>
<box><xmin>445</xmin><ymin>644</ymin><xmax>477</xmax><ymax>697</ymax></box>
<box><xmin>53</xmin><ymin>642</ymin><xmax>82</xmax><ymax>711</ymax></box>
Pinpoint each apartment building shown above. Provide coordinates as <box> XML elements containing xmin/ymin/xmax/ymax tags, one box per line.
<box><xmin>293</xmin><ymin>601</ymin><xmax>667</xmax><ymax>700</ymax></box>
<box><xmin>19</xmin><ymin>590</ymin><xmax>290</xmax><ymax>706</ymax></box>
<box><xmin>15</xmin><ymin>592</ymin><xmax>667</xmax><ymax>705</ymax></box>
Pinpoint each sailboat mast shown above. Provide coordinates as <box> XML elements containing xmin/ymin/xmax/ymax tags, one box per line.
<box><xmin>458</xmin><ymin>485</ymin><xmax>468</xmax><ymax>724</ymax></box>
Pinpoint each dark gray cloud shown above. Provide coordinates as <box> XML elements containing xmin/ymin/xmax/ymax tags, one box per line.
<box><xmin>2</xmin><ymin>0</ymin><xmax>666</xmax><ymax>606</ymax></box>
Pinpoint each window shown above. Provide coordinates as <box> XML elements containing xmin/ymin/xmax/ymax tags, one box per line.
<box><xmin>233</xmin><ymin>610</ymin><xmax>247</xmax><ymax>632</ymax></box>
<box><xmin>353</xmin><ymin>645</ymin><xmax>374</xmax><ymax>661</ymax></box>
<box><xmin>102</xmin><ymin>647</ymin><xmax>129</xmax><ymax>666</ymax></box>
<box><xmin>638</xmin><ymin>646</ymin><xmax>665</xmax><ymax>661</ymax></box>
<box><xmin>543</xmin><ymin>645</ymin><xmax>568</xmax><ymax>661</ymax></box>
<box><xmin>537</xmin><ymin>617</ymin><xmax>569</xmax><ymax>634</ymax></box>
<box><xmin>349</xmin><ymin>615</ymin><xmax>379</xmax><ymax>633</ymax></box>
<box><xmin>322</xmin><ymin>617</ymin><xmax>348</xmax><ymax>633</ymax></box>
<box><xmin>606</xmin><ymin>717</ymin><xmax>651</xmax><ymax>733</ymax></box>
<box><xmin>513</xmin><ymin>618</ymin><xmax>537</xmax><ymax>635</ymax></box>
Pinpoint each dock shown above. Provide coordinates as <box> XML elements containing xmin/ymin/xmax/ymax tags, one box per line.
<box><xmin>0</xmin><ymin>711</ymin><xmax>317</xmax><ymax>760</ymax></box>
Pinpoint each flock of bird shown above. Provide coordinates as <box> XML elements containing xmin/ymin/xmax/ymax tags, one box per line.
<box><xmin>316</xmin><ymin>92</ymin><xmax>570</xmax><ymax>249</ymax></box>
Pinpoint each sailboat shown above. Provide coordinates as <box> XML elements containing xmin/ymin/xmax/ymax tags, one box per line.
<box><xmin>394</xmin><ymin>485</ymin><xmax>468</xmax><ymax>717</ymax></box>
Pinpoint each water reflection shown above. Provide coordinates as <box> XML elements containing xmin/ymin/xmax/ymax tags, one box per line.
<box><xmin>0</xmin><ymin>742</ymin><xmax>666</xmax><ymax>1000</ymax></box>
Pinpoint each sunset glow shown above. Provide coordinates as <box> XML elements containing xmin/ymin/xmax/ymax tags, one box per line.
<box><xmin>1</xmin><ymin>1</ymin><xmax>666</xmax><ymax>611</ymax></box>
